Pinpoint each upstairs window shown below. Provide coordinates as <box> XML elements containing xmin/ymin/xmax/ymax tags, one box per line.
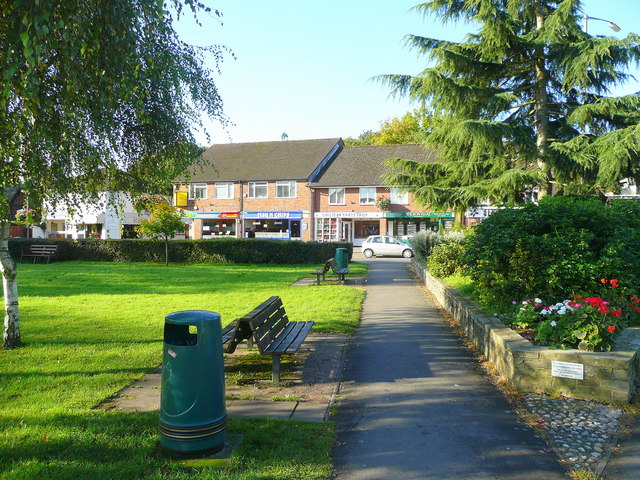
<box><xmin>248</xmin><ymin>181</ymin><xmax>268</xmax><ymax>199</ymax></box>
<box><xmin>189</xmin><ymin>183</ymin><xmax>207</xmax><ymax>200</ymax></box>
<box><xmin>359</xmin><ymin>187</ymin><xmax>376</xmax><ymax>205</ymax></box>
<box><xmin>390</xmin><ymin>188</ymin><xmax>408</xmax><ymax>205</ymax></box>
<box><xmin>276</xmin><ymin>181</ymin><xmax>296</xmax><ymax>198</ymax></box>
<box><xmin>214</xmin><ymin>182</ymin><xmax>234</xmax><ymax>199</ymax></box>
<box><xmin>329</xmin><ymin>188</ymin><xmax>345</xmax><ymax>205</ymax></box>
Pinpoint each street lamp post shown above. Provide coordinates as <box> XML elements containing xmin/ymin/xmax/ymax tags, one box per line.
<box><xmin>583</xmin><ymin>14</ymin><xmax>621</xmax><ymax>33</ymax></box>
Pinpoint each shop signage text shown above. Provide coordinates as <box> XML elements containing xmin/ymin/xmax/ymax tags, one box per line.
<box><xmin>315</xmin><ymin>212</ymin><xmax>383</xmax><ymax>219</ymax></box>
<box><xmin>385</xmin><ymin>212</ymin><xmax>455</xmax><ymax>219</ymax></box>
<box><xmin>181</xmin><ymin>211</ymin><xmax>239</xmax><ymax>220</ymax></box>
<box><xmin>244</xmin><ymin>211</ymin><xmax>303</xmax><ymax>219</ymax></box>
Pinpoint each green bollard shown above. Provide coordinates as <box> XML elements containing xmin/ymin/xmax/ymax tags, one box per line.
<box><xmin>160</xmin><ymin>310</ymin><xmax>227</xmax><ymax>454</ymax></box>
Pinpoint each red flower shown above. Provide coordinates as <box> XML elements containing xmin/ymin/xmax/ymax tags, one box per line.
<box><xmin>599</xmin><ymin>306</ymin><xmax>609</xmax><ymax>315</ymax></box>
<box><xmin>635</xmin><ymin>306</ymin><xmax>640</xmax><ymax>314</ymax></box>
<box><xmin>610</xmin><ymin>279</ymin><xmax>619</xmax><ymax>288</ymax></box>
<box><xmin>611</xmin><ymin>310</ymin><xmax>622</xmax><ymax>317</ymax></box>
<box><xmin>607</xmin><ymin>325</ymin><xmax>616</xmax><ymax>332</ymax></box>
<box><xmin>600</xmin><ymin>278</ymin><xmax>608</xmax><ymax>284</ymax></box>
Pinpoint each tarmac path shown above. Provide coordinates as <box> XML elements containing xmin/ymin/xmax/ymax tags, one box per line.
<box><xmin>332</xmin><ymin>257</ymin><xmax>567</xmax><ymax>480</ymax></box>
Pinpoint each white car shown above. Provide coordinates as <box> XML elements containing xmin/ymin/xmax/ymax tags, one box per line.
<box><xmin>360</xmin><ymin>235</ymin><xmax>414</xmax><ymax>258</ymax></box>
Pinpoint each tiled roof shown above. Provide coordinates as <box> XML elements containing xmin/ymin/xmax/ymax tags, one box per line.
<box><xmin>180</xmin><ymin>138</ymin><xmax>342</xmax><ymax>182</ymax></box>
<box><xmin>310</xmin><ymin>144</ymin><xmax>438</xmax><ymax>187</ymax></box>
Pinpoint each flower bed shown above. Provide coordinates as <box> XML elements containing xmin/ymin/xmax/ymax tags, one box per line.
<box><xmin>503</xmin><ymin>278</ymin><xmax>640</xmax><ymax>352</ymax></box>
<box><xmin>411</xmin><ymin>260</ymin><xmax>640</xmax><ymax>403</ymax></box>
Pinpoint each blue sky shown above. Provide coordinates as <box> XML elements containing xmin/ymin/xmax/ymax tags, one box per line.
<box><xmin>177</xmin><ymin>1</ymin><xmax>640</xmax><ymax>145</ymax></box>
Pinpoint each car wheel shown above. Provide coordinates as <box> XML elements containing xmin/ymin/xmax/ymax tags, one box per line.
<box><xmin>363</xmin><ymin>249</ymin><xmax>374</xmax><ymax>258</ymax></box>
<box><xmin>402</xmin><ymin>249</ymin><xmax>414</xmax><ymax>258</ymax></box>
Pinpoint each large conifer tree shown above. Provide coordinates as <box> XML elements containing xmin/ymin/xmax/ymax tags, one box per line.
<box><xmin>382</xmin><ymin>0</ymin><xmax>640</xmax><ymax>211</ymax></box>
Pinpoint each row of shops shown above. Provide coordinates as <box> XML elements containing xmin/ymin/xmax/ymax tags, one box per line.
<box><xmin>181</xmin><ymin>210</ymin><xmax>455</xmax><ymax>245</ymax></box>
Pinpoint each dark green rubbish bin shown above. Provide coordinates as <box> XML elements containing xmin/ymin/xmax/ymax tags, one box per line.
<box><xmin>160</xmin><ymin>310</ymin><xmax>226</xmax><ymax>454</ymax></box>
<box><xmin>335</xmin><ymin>247</ymin><xmax>348</xmax><ymax>269</ymax></box>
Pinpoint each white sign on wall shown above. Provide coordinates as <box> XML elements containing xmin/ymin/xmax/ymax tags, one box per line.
<box><xmin>551</xmin><ymin>360</ymin><xmax>584</xmax><ymax>380</ymax></box>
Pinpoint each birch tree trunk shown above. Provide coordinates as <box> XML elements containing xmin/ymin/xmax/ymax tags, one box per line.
<box><xmin>1</xmin><ymin>220</ymin><xmax>20</xmax><ymax>349</ymax></box>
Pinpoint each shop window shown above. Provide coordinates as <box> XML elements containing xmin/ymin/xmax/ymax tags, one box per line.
<box><xmin>189</xmin><ymin>183</ymin><xmax>207</xmax><ymax>200</ymax></box>
<box><xmin>203</xmin><ymin>219</ymin><xmax>236</xmax><ymax>236</ymax></box>
<box><xmin>359</xmin><ymin>187</ymin><xmax>376</xmax><ymax>205</ymax></box>
<box><xmin>329</xmin><ymin>188</ymin><xmax>345</xmax><ymax>205</ymax></box>
<box><xmin>276</xmin><ymin>181</ymin><xmax>296</xmax><ymax>198</ymax></box>
<box><xmin>214</xmin><ymin>182</ymin><xmax>234</xmax><ymax>199</ymax></box>
<box><xmin>390</xmin><ymin>188</ymin><xmax>408</xmax><ymax>204</ymax></box>
<box><xmin>248</xmin><ymin>182</ymin><xmax>268</xmax><ymax>199</ymax></box>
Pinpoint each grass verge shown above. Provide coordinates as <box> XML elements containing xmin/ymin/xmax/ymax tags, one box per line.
<box><xmin>0</xmin><ymin>261</ymin><xmax>361</xmax><ymax>479</ymax></box>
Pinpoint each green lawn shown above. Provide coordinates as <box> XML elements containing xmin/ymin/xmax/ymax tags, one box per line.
<box><xmin>0</xmin><ymin>261</ymin><xmax>365</xmax><ymax>480</ymax></box>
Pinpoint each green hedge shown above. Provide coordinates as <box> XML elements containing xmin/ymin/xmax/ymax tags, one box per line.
<box><xmin>9</xmin><ymin>238</ymin><xmax>353</xmax><ymax>265</ymax></box>
<box><xmin>464</xmin><ymin>197</ymin><xmax>640</xmax><ymax>305</ymax></box>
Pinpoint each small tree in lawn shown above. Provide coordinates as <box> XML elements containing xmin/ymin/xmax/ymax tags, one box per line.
<box><xmin>136</xmin><ymin>202</ymin><xmax>186</xmax><ymax>267</ymax></box>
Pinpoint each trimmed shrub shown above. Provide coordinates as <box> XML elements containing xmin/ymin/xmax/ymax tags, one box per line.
<box><xmin>464</xmin><ymin>196</ymin><xmax>640</xmax><ymax>305</ymax></box>
<box><xmin>409</xmin><ymin>230</ymin><xmax>465</xmax><ymax>262</ymax></box>
<box><xmin>427</xmin><ymin>242</ymin><xmax>465</xmax><ymax>277</ymax></box>
<box><xmin>8</xmin><ymin>238</ymin><xmax>353</xmax><ymax>265</ymax></box>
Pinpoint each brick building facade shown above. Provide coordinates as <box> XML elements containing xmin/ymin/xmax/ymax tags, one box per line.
<box><xmin>174</xmin><ymin>139</ymin><xmax>453</xmax><ymax>244</ymax></box>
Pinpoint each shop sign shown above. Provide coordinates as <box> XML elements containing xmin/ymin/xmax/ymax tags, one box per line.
<box><xmin>180</xmin><ymin>211</ymin><xmax>239</xmax><ymax>220</ymax></box>
<box><xmin>385</xmin><ymin>211</ymin><xmax>455</xmax><ymax>219</ymax></box>
<box><xmin>174</xmin><ymin>191</ymin><xmax>188</xmax><ymax>207</ymax></box>
<box><xmin>314</xmin><ymin>212</ymin><xmax>383</xmax><ymax>219</ymax></box>
<box><xmin>244</xmin><ymin>211</ymin><xmax>303</xmax><ymax>219</ymax></box>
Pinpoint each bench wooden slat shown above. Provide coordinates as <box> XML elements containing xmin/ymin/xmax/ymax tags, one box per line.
<box><xmin>253</xmin><ymin>310</ymin><xmax>289</xmax><ymax>350</ymax></box>
<box><xmin>265</xmin><ymin>321</ymin><xmax>314</xmax><ymax>355</ymax></box>
<box><xmin>283</xmin><ymin>321</ymin><xmax>314</xmax><ymax>355</ymax></box>
<box><xmin>262</xmin><ymin>321</ymin><xmax>300</xmax><ymax>354</ymax></box>
<box><xmin>21</xmin><ymin>245</ymin><xmax>58</xmax><ymax>264</ymax></box>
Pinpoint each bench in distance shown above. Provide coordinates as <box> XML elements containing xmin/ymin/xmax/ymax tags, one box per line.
<box><xmin>20</xmin><ymin>244</ymin><xmax>58</xmax><ymax>264</ymax></box>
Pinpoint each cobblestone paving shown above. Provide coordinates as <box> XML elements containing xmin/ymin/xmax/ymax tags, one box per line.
<box><xmin>521</xmin><ymin>393</ymin><xmax>623</xmax><ymax>472</ymax></box>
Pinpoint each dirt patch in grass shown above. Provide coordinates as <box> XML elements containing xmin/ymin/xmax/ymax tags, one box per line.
<box><xmin>224</xmin><ymin>334</ymin><xmax>348</xmax><ymax>405</ymax></box>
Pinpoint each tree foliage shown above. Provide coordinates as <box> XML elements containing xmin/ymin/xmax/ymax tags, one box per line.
<box><xmin>380</xmin><ymin>0</ymin><xmax>640</xmax><ymax>212</ymax></box>
<box><xmin>1</xmin><ymin>0</ymin><xmax>228</xmax><ymax>348</ymax></box>
<box><xmin>345</xmin><ymin>110</ymin><xmax>425</xmax><ymax>146</ymax></box>
<box><xmin>135</xmin><ymin>201</ymin><xmax>186</xmax><ymax>266</ymax></box>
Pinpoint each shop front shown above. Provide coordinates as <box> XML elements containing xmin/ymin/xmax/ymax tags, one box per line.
<box><xmin>386</xmin><ymin>211</ymin><xmax>455</xmax><ymax>241</ymax></box>
<box><xmin>243</xmin><ymin>211</ymin><xmax>303</xmax><ymax>240</ymax></box>
<box><xmin>181</xmin><ymin>211</ymin><xmax>240</xmax><ymax>238</ymax></box>
<box><xmin>315</xmin><ymin>212</ymin><xmax>383</xmax><ymax>246</ymax></box>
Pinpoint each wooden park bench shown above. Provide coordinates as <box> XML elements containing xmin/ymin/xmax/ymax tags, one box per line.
<box><xmin>329</xmin><ymin>257</ymin><xmax>349</xmax><ymax>285</ymax></box>
<box><xmin>222</xmin><ymin>296</ymin><xmax>314</xmax><ymax>384</ymax></box>
<box><xmin>310</xmin><ymin>259</ymin><xmax>332</xmax><ymax>286</ymax></box>
<box><xmin>20</xmin><ymin>244</ymin><xmax>58</xmax><ymax>264</ymax></box>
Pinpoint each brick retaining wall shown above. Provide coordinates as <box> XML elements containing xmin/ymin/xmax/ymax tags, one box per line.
<box><xmin>410</xmin><ymin>260</ymin><xmax>640</xmax><ymax>403</ymax></box>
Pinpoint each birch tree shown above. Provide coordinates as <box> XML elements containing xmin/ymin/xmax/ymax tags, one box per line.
<box><xmin>381</xmin><ymin>0</ymin><xmax>640</xmax><ymax>211</ymax></box>
<box><xmin>1</xmin><ymin>1</ymin><xmax>227</xmax><ymax>349</ymax></box>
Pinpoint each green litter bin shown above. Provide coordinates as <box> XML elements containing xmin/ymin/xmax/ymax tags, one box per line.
<box><xmin>160</xmin><ymin>310</ymin><xmax>227</xmax><ymax>454</ymax></box>
<box><xmin>335</xmin><ymin>247</ymin><xmax>348</xmax><ymax>269</ymax></box>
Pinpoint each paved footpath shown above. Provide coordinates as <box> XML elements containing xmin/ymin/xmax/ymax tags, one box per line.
<box><xmin>332</xmin><ymin>257</ymin><xmax>567</xmax><ymax>480</ymax></box>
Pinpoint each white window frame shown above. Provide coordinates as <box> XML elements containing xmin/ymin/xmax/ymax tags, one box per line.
<box><xmin>390</xmin><ymin>188</ymin><xmax>409</xmax><ymax>205</ymax></box>
<box><xmin>248</xmin><ymin>181</ymin><xmax>268</xmax><ymax>199</ymax></box>
<box><xmin>276</xmin><ymin>181</ymin><xmax>296</xmax><ymax>199</ymax></box>
<box><xmin>189</xmin><ymin>183</ymin><xmax>207</xmax><ymax>200</ymax></box>
<box><xmin>214</xmin><ymin>182</ymin><xmax>234</xmax><ymax>200</ymax></box>
<box><xmin>329</xmin><ymin>188</ymin><xmax>345</xmax><ymax>205</ymax></box>
<box><xmin>359</xmin><ymin>187</ymin><xmax>376</xmax><ymax>205</ymax></box>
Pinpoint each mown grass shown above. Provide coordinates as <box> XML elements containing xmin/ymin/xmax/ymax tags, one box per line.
<box><xmin>0</xmin><ymin>261</ymin><xmax>364</xmax><ymax>480</ymax></box>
